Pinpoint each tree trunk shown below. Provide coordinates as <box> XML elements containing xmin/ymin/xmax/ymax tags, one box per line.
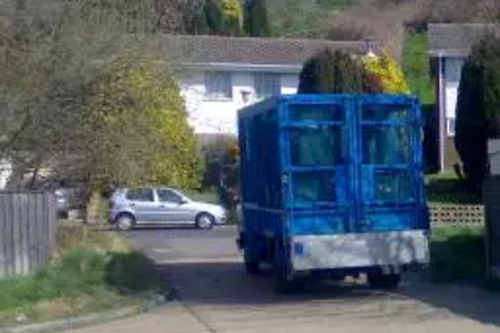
<box><xmin>85</xmin><ymin>189</ymin><xmax>104</xmax><ymax>225</ymax></box>
<box><xmin>28</xmin><ymin>167</ymin><xmax>39</xmax><ymax>189</ymax></box>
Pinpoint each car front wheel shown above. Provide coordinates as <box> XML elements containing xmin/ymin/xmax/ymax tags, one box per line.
<box><xmin>196</xmin><ymin>213</ymin><xmax>214</xmax><ymax>230</ymax></box>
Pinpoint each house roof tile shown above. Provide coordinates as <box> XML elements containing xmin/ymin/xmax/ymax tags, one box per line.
<box><xmin>158</xmin><ymin>34</ymin><xmax>372</xmax><ymax>66</ymax></box>
<box><xmin>429</xmin><ymin>23</ymin><xmax>500</xmax><ymax>57</ymax></box>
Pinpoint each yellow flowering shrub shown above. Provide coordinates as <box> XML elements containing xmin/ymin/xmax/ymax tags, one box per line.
<box><xmin>221</xmin><ymin>0</ymin><xmax>243</xmax><ymax>25</ymax></box>
<box><xmin>220</xmin><ymin>0</ymin><xmax>243</xmax><ymax>35</ymax></box>
<box><xmin>81</xmin><ymin>58</ymin><xmax>202</xmax><ymax>189</ymax></box>
<box><xmin>362</xmin><ymin>51</ymin><xmax>410</xmax><ymax>94</ymax></box>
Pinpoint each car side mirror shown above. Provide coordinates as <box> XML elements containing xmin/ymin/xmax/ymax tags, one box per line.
<box><xmin>179</xmin><ymin>198</ymin><xmax>188</xmax><ymax>205</ymax></box>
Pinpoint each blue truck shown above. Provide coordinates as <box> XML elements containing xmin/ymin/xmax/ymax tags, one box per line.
<box><xmin>236</xmin><ymin>94</ymin><xmax>430</xmax><ymax>293</ymax></box>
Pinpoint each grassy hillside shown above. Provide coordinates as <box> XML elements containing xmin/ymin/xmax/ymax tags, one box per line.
<box><xmin>267</xmin><ymin>0</ymin><xmax>358</xmax><ymax>37</ymax></box>
<box><xmin>403</xmin><ymin>32</ymin><xmax>435</xmax><ymax>104</ymax></box>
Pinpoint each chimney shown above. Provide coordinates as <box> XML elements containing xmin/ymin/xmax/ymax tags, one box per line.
<box><xmin>365</xmin><ymin>38</ymin><xmax>376</xmax><ymax>58</ymax></box>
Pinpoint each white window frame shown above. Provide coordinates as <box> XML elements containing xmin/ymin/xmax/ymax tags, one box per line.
<box><xmin>254</xmin><ymin>73</ymin><xmax>281</xmax><ymax>100</ymax></box>
<box><xmin>204</xmin><ymin>71</ymin><xmax>233</xmax><ymax>101</ymax></box>
<box><xmin>446</xmin><ymin>118</ymin><xmax>456</xmax><ymax>137</ymax></box>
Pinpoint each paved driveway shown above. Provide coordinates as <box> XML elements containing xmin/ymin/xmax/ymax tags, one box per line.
<box><xmin>76</xmin><ymin>226</ymin><xmax>500</xmax><ymax>333</ymax></box>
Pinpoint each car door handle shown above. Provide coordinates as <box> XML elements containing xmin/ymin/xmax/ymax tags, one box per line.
<box><xmin>130</xmin><ymin>203</ymin><xmax>136</xmax><ymax>207</ymax></box>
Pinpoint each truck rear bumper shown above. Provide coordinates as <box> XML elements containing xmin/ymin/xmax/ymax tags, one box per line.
<box><xmin>291</xmin><ymin>230</ymin><xmax>429</xmax><ymax>272</ymax></box>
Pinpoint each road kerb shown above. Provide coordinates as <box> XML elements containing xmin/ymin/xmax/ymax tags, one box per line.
<box><xmin>0</xmin><ymin>296</ymin><xmax>171</xmax><ymax>333</ymax></box>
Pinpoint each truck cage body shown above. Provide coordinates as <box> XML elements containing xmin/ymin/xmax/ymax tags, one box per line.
<box><xmin>237</xmin><ymin>94</ymin><xmax>430</xmax><ymax>283</ymax></box>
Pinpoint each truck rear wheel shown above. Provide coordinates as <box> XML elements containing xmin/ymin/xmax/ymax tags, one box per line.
<box><xmin>367</xmin><ymin>273</ymin><xmax>401</xmax><ymax>290</ymax></box>
<box><xmin>244</xmin><ymin>258</ymin><xmax>261</xmax><ymax>275</ymax></box>
<box><xmin>274</xmin><ymin>273</ymin><xmax>298</xmax><ymax>294</ymax></box>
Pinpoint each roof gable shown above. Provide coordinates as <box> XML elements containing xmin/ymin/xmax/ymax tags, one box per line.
<box><xmin>429</xmin><ymin>23</ymin><xmax>500</xmax><ymax>57</ymax></box>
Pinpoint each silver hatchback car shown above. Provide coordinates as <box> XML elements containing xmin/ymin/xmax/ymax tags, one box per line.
<box><xmin>109</xmin><ymin>187</ymin><xmax>227</xmax><ymax>230</ymax></box>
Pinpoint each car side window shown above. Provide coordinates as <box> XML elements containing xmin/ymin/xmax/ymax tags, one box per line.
<box><xmin>126</xmin><ymin>188</ymin><xmax>154</xmax><ymax>202</ymax></box>
<box><xmin>157</xmin><ymin>189</ymin><xmax>182</xmax><ymax>203</ymax></box>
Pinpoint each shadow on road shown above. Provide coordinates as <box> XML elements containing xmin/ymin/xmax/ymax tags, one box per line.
<box><xmin>159</xmin><ymin>261</ymin><xmax>408</xmax><ymax>305</ymax></box>
<box><xmin>124</xmin><ymin>225</ymin><xmax>236</xmax><ymax>235</ymax></box>
<box><xmin>127</xmin><ymin>226</ymin><xmax>204</xmax><ymax>232</ymax></box>
<box><xmin>158</xmin><ymin>260</ymin><xmax>500</xmax><ymax>327</ymax></box>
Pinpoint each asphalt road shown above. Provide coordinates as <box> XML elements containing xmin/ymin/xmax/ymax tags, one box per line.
<box><xmin>128</xmin><ymin>226</ymin><xmax>240</xmax><ymax>263</ymax></box>
<box><xmin>78</xmin><ymin>226</ymin><xmax>500</xmax><ymax>333</ymax></box>
<box><xmin>126</xmin><ymin>226</ymin><xmax>500</xmax><ymax>333</ymax></box>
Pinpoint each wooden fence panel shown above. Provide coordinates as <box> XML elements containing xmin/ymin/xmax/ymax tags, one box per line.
<box><xmin>0</xmin><ymin>192</ymin><xmax>56</xmax><ymax>279</ymax></box>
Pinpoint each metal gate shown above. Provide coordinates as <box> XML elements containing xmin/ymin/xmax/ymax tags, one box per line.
<box><xmin>357</xmin><ymin>96</ymin><xmax>424</xmax><ymax>232</ymax></box>
<box><xmin>283</xmin><ymin>95</ymin><xmax>427</xmax><ymax>235</ymax></box>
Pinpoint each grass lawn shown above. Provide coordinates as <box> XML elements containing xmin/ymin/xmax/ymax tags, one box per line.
<box><xmin>430</xmin><ymin>226</ymin><xmax>486</xmax><ymax>282</ymax></box>
<box><xmin>0</xmin><ymin>224</ymin><xmax>163</xmax><ymax>327</ymax></box>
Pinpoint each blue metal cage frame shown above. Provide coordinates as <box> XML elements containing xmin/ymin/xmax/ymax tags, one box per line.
<box><xmin>238</xmin><ymin>94</ymin><xmax>430</xmax><ymax>243</ymax></box>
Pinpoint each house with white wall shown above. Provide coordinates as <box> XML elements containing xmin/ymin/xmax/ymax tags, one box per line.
<box><xmin>0</xmin><ymin>160</ymin><xmax>12</xmax><ymax>189</ymax></box>
<box><xmin>429</xmin><ymin>23</ymin><xmax>500</xmax><ymax>172</ymax></box>
<box><xmin>162</xmin><ymin>35</ymin><xmax>374</xmax><ymax>136</ymax></box>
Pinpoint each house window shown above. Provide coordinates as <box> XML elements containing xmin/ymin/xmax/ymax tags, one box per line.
<box><xmin>446</xmin><ymin>118</ymin><xmax>456</xmax><ymax>137</ymax></box>
<box><xmin>445</xmin><ymin>58</ymin><xmax>465</xmax><ymax>84</ymax></box>
<box><xmin>205</xmin><ymin>71</ymin><xmax>232</xmax><ymax>100</ymax></box>
<box><xmin>254</xmin><ymin>73</ymin><xmax>281</xmax><ymax>99</ymax></box>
